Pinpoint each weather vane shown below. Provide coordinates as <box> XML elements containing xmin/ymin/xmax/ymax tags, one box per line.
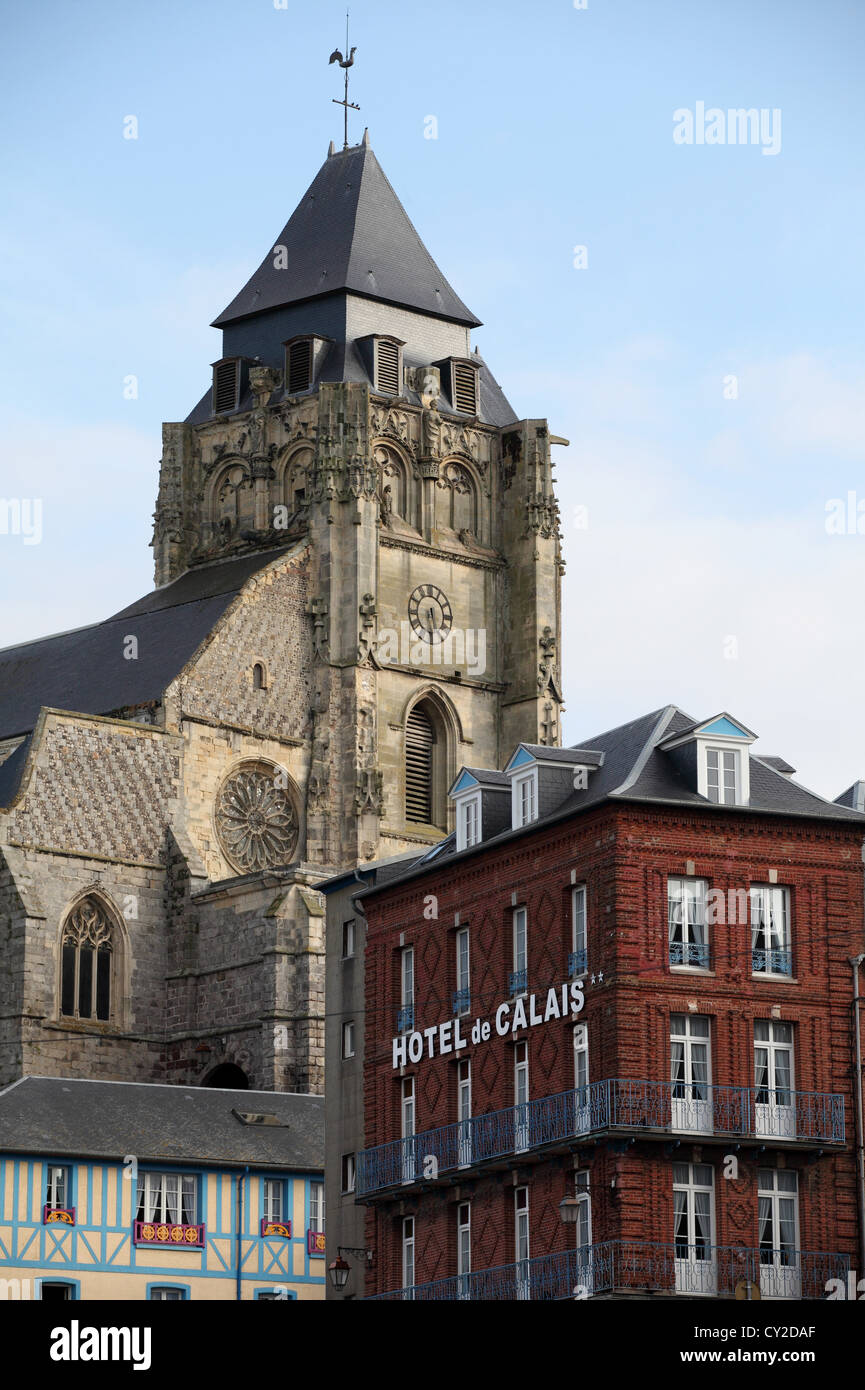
<box><xmin>329</xmin><ymin>13</ymin><xmax>359</xmax><ymax>151</ymax></box>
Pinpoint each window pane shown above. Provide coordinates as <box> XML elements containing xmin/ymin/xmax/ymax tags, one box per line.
<box><xmin>95</xmin><ymin>947</ymin><xmax>111</xmax><ymax>1021</ymax></box>
<box><xmin>61</xmin><ymin>945</ymin><xmax>77</xmax><ymax>1017</ymax></box>
<box><xmin>77</xmin><ymin>947</ymin><xmax>93</xmax><ymax>1018</ymax></box>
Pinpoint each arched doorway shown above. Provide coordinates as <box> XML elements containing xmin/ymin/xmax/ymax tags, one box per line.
<box><xmin>202</xmin><ymin>1063</ymin><xmax>249</xmax><ymax>1090</ymax></box>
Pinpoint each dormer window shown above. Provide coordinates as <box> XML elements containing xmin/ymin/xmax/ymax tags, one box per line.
<box><xmin>705</xmin><ymin>747</ymin><xmax>739</xmax><ymax>805</ymax></box>
<box><xmin>375</xmin><ymin>338</ymin><xmax>402</xmax><ymax>394</ymax></box>
<box><xmin>436</xmin><ymin>358</ymin><xmax>480</xmax><ymax>416</ymax></box>
<box><xmin>659</xmin><ymin>714</ymin><xmax>755</xmax><ymax>809</ymax></box>
<box><xmin>514</xmin><ymin>770</ymin><xmax>538</xmax><ymax>827</ymax></box>
<box><xmin>212</xmin><ymin>358</ymin><xmax>242</xmax><ymax>414</ymax></box>
<box><xmin>286</xmin><ymin>339</ymin><xmax>313</xmax><ymax>394</ymax></box>
<box><xmin>459</xmin><ymin>794</ymin><xmax>480</xmax><ymax>849</ymax></box>
<box><xmin>282</xmin><ymin>335</ymin><xmax>332</xmax><ymax>396</ymax></box>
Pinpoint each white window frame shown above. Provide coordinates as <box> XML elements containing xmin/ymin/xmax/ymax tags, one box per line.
<box><xmin>667</xmin><ymin>876</ymin><xmax>710</xmax><ymax>971</ymax></box>
<box><xmin>571</xmin><ymin>885</ymin><xmax>587</xmax><ymax>972</ymax></box>
<box><xmin>514</xmin><ymin>1186</ymin><xmax>530</xmax><ymax>1299</ymax></box>
<box><xmin>46</xmin><ymin>1165</ymin><xmax>69</xmax><ymax>1211</ymax></box>
<box><xmin>673</xmin><ymin>1161</ymin><xmax>716</xmax><ymax>1295</ymax></box>
<box><xmin>456</xmin><ymin>793</ymin><xmax>481</xmax><ymax>851</ymax></box>
<box><xmin>455</xmin><ymin>927</ymin><xmax>470</xmax><ymax>1014</ymax></box>
<box><xmin>750</xmin><ymin>886</ymin><xmax>792</xmax><ymax>976</ymax></box>
<box><xmin>670</xmin><ymin>1013</ymin><xmax>712</xmax><ymax>1133</ymax></box>
<box><xmin>574</xmin><ymin>1170</ymin><xmax>592</xmax><ymax>1267</ymax></box>
<box><xmin>458</xmin><ymin>1058</ymin><xmax>472</xmax><ymax>1167</ymax></box>
<box><xmin>309</xmin><ymin>1180</ymin><xmax>325</xmax><ymax>1234</ymax></box>
<box><xmin>754</xmin><ymin>1019</ymin><xmax>795</xmax><ymax>1139</ymax></box>
<box><xmin>136</xmin><ymin>1172</ymin><xmax>198</xmax><ymax>1226</ymax></box>
<box><xmin>399</xmin><ymin>947</ymin><xmax>415</xmax><ymax>1031</ymax></box>
<box><xmin>758</xmin><ymin>1168</ymin><xmax>800</xmax><ymax>1298</ymax></box>
<box><xmin>512</xmin><ymin>906</ymin><xmax>527</xmax><ymax>992</ymax></box>
<box><xmin>401</xmin><ymin>1075</ymin><xmax>416</xmax><ymax>1184</ymax></box>
<box><xmin>342</xmin><ymin>1020</ymin><xmax>355</xmax><ymax>1059</ymax></box>
<box><xmin>263</xmin><ymin>1178</ymin><xmax>284</xmax><ymax>1223</ymax></box>
<box><xmin>512</xmin><ymin>769</ymin><xmax>538</xmax><ymax>828</ymax></box>
<box><xmin>402</xmin><ymin>1216</ymin><xmax>415</xmax><ymax>1293</ymax></box>
<box><xmin>341</xmin><ymin>1153</ymin><xmax>356</xmax><ymax>1194</ymax></box>
<box><xmin>514</xmin><ymin>1040</ymin><xmax>529</xmax><ymax>1153</ymax></box>
<box><xmin>696</xmin><ymin>740</ymin><xmax>750</xmax><ymax>805</ymax></box>
<box><xmin>457</xmin><ymin>1201</ymin><xmax>471</xmax><ymax>1295</ymax></box>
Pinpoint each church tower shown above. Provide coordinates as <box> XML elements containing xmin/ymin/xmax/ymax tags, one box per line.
<box><xmin>153</xmin><ymin>131</ymin><xmax>564</xmax><ymax>872</ymax></box>
<box><xmin>0</xmin><ymin>128</ymin><xmax>564</xmax><ymax>1098</ymax></box>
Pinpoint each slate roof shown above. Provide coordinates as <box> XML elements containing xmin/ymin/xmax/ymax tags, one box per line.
<box><xmin>0</xmin><ymin>547</ymin><xmax>293</xmax><ymax>776</ymax></box>
<box><xmin>356</xmin><ymin>705</ymin><xmax>865</xmax><ymax>897</ymax></box>
<box><xmin>835</xmin><ymin>781</ymin><xmax>865</xmax><ymax>811</ymax></box>
<box><xmin>0</xmin><ymin>1077</ymin><xmax>323</xmax><ymax>1171</ymax></box>
<box><xmin>214</xmin><ymin>140</ymin><xmax>480</xmax><ymax>330</ymax></box>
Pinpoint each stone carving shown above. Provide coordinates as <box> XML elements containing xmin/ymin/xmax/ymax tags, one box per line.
<box><xmin>436</xmin><ymin>462</ymin><xmax>472</xmax><ymax>495</ymax></box>
<box><xmin>307</xmin><ymin>598</ymin><xmax>329</xmax><ymax>661</ymax></box>
<box><xmin>215</xmin><ymin>764</ymin><xmax>298</xmax><ymax>872</ymax></box>
<box><xmin>358</xmin><ymin>593</ymin><xmax>378</xmax><ymax>663</ymax></box>
<box><xmin>538</xmin><ymin>625</ymin><xmax>556</xmax><ymax>690</ymax></box>
<box><xmin>249</xmin><ymin>365</ymin><xmax>281</xmax><ymax>408</ymax></box>
<box><xmin>63</xmin><ymin>898</ymin><xmax>114</xmax><ymax>951</ymax></box>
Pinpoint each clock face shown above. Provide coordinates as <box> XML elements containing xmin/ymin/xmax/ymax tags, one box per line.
<box><xmin>408</xmin><ymin>584</ymin><xmax>453</xmax><ymax>643</ymax></box>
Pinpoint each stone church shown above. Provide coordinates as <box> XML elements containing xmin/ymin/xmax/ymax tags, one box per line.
<box><xmin>0</xmin><ymin>131</ymin><xmax>563</xmax><ymax>1095</ymax></box>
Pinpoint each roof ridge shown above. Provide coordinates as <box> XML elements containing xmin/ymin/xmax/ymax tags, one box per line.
<box><xmin>610</xmin><ymin>704</ymin><xmax>682</xmax><ymax>796</ymax></box>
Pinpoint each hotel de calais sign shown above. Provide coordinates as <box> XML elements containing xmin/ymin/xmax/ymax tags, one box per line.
<box><xmin>392</xmin><ymin>980</ymin><xmax>585</xmax><ymax>1069</ymax></box>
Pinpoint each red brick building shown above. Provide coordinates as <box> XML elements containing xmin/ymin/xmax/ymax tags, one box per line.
<box><xmin>354</xmin><ymin>707</ymin><xmax>865</xmax><ymax>1300</ymax></box>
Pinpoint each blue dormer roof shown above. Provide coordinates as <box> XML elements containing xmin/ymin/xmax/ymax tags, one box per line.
<box><xmin>699</xmin><ymin>716</ymin><xmax>751</xmax><ymax>739</ymax></box>
<box><xmin>505</xmin><ymin>746</ymin><xmax>535</xmax><ymax>773</ymax></box>
<box><xmin>450</xmin><ymin>769</ymin><xmax>480</xmax><ymax>796</ymax></box>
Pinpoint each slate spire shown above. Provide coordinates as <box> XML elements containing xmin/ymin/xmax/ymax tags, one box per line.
<box><xmin>213</xmin><ymin>139</ymin><xmax>480</xmax><ymax>330</ymax></box>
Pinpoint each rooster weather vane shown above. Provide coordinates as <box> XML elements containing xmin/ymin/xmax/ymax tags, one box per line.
<box><xmin>330</xmin><ymin>14</ymin><xmax>360</xmax><ymax>150</ymax></box>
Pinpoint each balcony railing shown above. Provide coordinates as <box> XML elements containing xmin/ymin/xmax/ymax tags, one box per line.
<box><xmin>452</xmin><ymin>988</ymin><xmax>471</xmax><ymax>1016</ymax></box>
<box><xmin>669</xmin><ymin>941</ymin><xmax>711</xmax><ymax>969</ymax></box>
<box><xmin>396</xmin><ymin>1006</ymin><xmax>415</xmax><ymax>1034</ymax></box>
<box><xmin>508</xmin><ymin>969</ymin><xmax>527</xmax><ymax>996</ymax></box>
<box><xmin>752</xmin><ymin>948</ymin><xmax>793</xmax><ymax>977</ymax></box>
<box><xmin>368</xmin><ymin>1241</ymin><xmax>849</xmax><ymax>1301</ymax></box>
<box><xmin>567</xmin><ymin>949</ymin><xmax>587</xmax><ymax>977</ymax></box>
<box><xmin>356</xmin><ymin>1079</ymin><xmax>844</xmax><ymax>1198</ymax></box>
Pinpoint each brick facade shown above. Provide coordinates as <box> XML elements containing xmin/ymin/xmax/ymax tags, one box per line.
<box><xmin>359</xmin><ymin>801</ymin><xmax>865</xmax><ymax>1299</ymax></box>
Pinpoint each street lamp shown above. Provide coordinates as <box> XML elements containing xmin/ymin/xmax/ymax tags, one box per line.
<box><xmin>558</xmin><ymin>1197</ymin><xmax>581</xmax><ymax>1224</ymax></box>
<box><xmin>328</xmin><ymin>1246</ymin><xmax>374</xmax><ymax>1292</ymax></box>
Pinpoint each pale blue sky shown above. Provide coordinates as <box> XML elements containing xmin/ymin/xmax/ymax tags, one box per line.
<box><xmin>2</xmin><ymin>0</ymin><xmax>864</xmax><ymax>794</ymax></box>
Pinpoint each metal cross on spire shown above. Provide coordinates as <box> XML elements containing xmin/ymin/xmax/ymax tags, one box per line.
<box><xmin>329</xmin><ymin>13</ymin><xmax>359</xmax><ymax>151</ymax></box>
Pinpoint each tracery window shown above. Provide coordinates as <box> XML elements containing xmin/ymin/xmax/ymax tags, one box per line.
<box><xmin>60</xmin><ymin>898</ymin><xmax>115</xmax><ymax>1023</ymax></box>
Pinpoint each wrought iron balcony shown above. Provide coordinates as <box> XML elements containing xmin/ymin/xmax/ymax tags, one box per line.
<box><xmin>355</xmin><ymin>1078</ymin><xmax>844</xmax><ymax>1198</ymax></box>
<box><xmin>669</xmin><ymin>941</ymin><xmax>711</xmax><ymax>970</ymax></box>
<box><xmin>452</xmin><ymin>988</ymin><xmax>471</xmax><ymax>1016</ymax></box>
<box><xmin>508</xmin><ymin>969</ymin><xmax>528</xmax><ymax>996</ymax></box>
<box><xmin>567</xmin><ymin>949</ymin><xmax>587</xmax><ymax>977</ymax></box>
<box><xmin>752</xmin><ymin>948</ymin><xmax>793</xmax><ymax>977</ymax></box>
<box><xmin>396</xmin><ymin>1006</ymin><xmax>414</xmax><ymax>1034</ymax></box>
<box><xmin>368</xmin><ymin>1240</ymin><xmax>849</xmax><ymax>1301</ymax></box>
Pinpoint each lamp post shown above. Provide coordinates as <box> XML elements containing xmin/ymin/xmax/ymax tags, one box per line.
<box><xmin>328</xmin><ymin>1245</ymin><xmax>374</xmax><ymax>1293</ymax></box>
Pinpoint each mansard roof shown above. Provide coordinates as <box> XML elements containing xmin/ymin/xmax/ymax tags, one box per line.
<box><xmin>0</xmin><ymin>547</ymin><xmax>293</xmax><ymax>748</ymax></box>
<box><xmin>355</xmin><ymin>704</ymin><xmax>865</xmax><ymax>898</ymax></box>
<box><xmin>213</xmin><ymin>138</ymin><xmax>481</xmax><ymax>330</ymax></box>
<box><xmin>0</xmin><ymin>1077</ymin><xmax>323</xmax><ymax>1171</ymax></box>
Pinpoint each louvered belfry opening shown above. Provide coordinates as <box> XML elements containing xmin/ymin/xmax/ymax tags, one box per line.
<box><xmin>213</xmin><ymin>359</ymin><xmax>240</xmax><ymax>414</ymax></box>
<box><xmin>405</xmin><ymin>705</ymin><xmax>435</xmax><ymax>825</ymax></box>
<box><xmin>376</xmin><ymin>340</ymin><xmax>400</xmax><ymax>395</ymax></box>
<box><xmin>287</xmin><ymin>339</ymin><xmax>313</xmax><ymax>395</ymax></box>
<box><xmin>453</xmin><ymin>363</ymin><xmax>478</xmax><ymax>415</ymax></box>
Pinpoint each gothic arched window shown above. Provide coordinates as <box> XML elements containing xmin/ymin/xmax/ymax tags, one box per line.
<box><xmin>405</xmin><ymin>705</ymin><xmax>435</xmax><ymax>825</ymax></box>
<box><xmin>60</xmin><ymin>898</ymin><xmax>116</xmax><ymax>1023</ymax></box>
<box><xmin>405</xmin><ymin>699</ymin><xmax>454</xmax><ymax>831</ymax></box>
